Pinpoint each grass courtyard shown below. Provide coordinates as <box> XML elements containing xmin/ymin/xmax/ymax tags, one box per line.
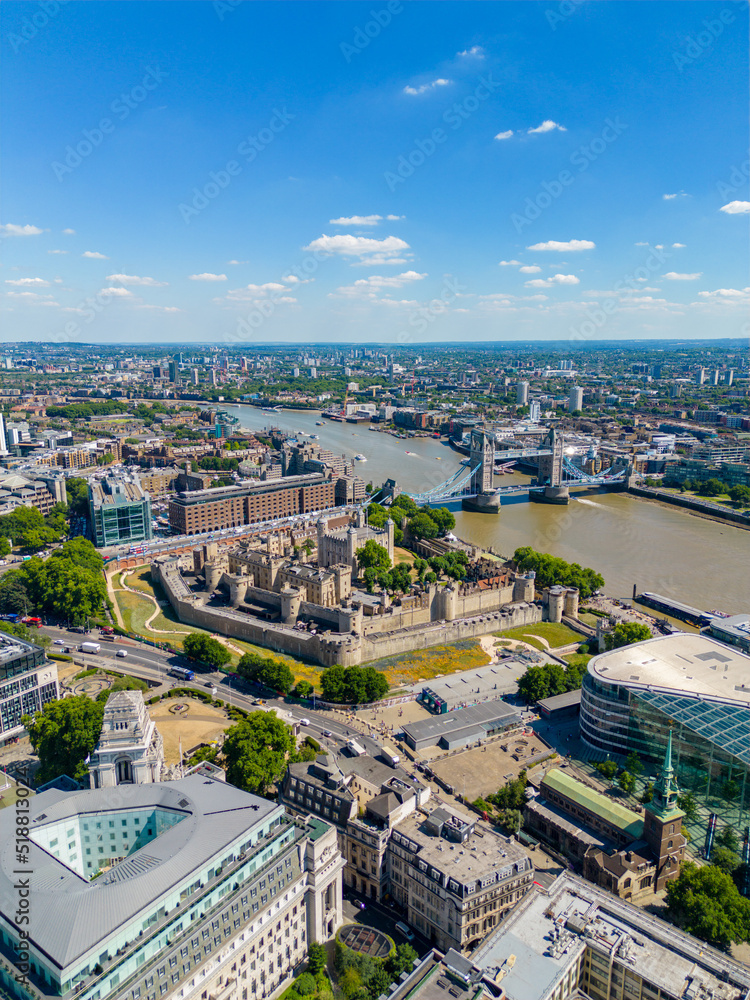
<box><xmin>363</xmin><ymin>638</ymin><xmax>491</xmax><ymax>686</ymax></box>
<box><xmin>495</xmin><ymin>621</ymin><xmax>583</xmax><ymax>651</ymax></box>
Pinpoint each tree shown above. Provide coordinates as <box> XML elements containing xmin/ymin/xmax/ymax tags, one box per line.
<box><xmin>320</xmin><ymin>665</ymin><xmax>388</xmax><ymax>703</ymax></box>
<box><xmin>665</xmin><ymin>862</ymin><xmax>750</xmax><ymax>949</ymax></box>
<box><xmin>605</xmin><ymin>622</ymin><xmax>652</xmax><ymax>650</ymax></box>
<box><xmin>339</xmin><ymin>969</ymin><xmax>362</xmax><ymax>1000</ymax></box>
<box><xmin>625</xmin><ymin>751</ymin><xmax>643</xmax><ymax>778</ymax></box>
<box><xmin>357</xmin><ymin>539</ymin><xmax>391</xmax><ymax>573</ymax></box>
<box><xmin>391</xmin><ymin>495</ymin><xmax>418</xmax><ymax>517</ymax></box>
<box><xmin>729</xmin><ymin>484</ymin><xmax>750</xmax><ymax>507</ymax></box>
<box><xmin>222</xmin><ymin>712</ymin><xmax>296</xmax><ymax>796</ymax></box>
<box><xmin>618</xmin><ymin>770</ymin><xmax>636</xmax><ymax>795</ymax></box>
<box><xmin>306</xmin><ymin>942</ymin><xmax>327</xmax><ymax>975</ymax></box>
<box><xmin>640</xmin><ymin>781</ymin><xmax>654</xmax><ymax>804</ymax></box>
<box><xmin>388</xmin><ymin>944</ymin><xmax>417</xmax><ymax>979</ymax></box>
<box><xmin>0</xmin><ymin>536</ymin><xmax>11</xmax><ymax>557</ymax></box>
<box><xmin>595</xmin><ymin>760</ymin><xmax>618</xmax><ymax>781</ymax></box>
<box><xmin>295</xmin><ymin>974</ymin><xmax>317</xmax><ymax>997</ymax></box>
<box><xmin>294</xmin><ymin>680</ymin><xmax>313</xmax><ymax>699</ymax></box>
<box><xmin>512</xmin><ymin>546</ymin><xmax>604</xmax><ymax>599</ymax></box>
<box><xmin>407</xmin><ymin>512</ymin><xmax>439</xmax><ymax>540</ymax></box>
<box><xmin>183</xmin><ymin>633</ymin><xmax>231</xmax><ymax>669</ymax></box>
<box><xmin>0</xmin><ymin>574</ymin><xmax>31</xmax><ymax>614</ymax></box>
<box><xmin>677</xmin><ymin>790</ymin><xmax>698</xmax><ymax>821</ymax></box>
<box><xmin>716</xmin><ymin>825</ymin><xmax>740</xmax><ymax>853</ymax></box>
<box><xmin>696</xmin><ymin>478</ymin><xmax>725</xmax><ymax>497</ymax></box>
<box><xmin>23</xmin><ymin>695</ymin><xmax>105</xmax><ymax>784</ymax></box>
<box><xmin>711</xmin><ymin>847</ymin><xmax>741</xmax><ymax>875</ymax></box>
<box><xmin>498</xmin><ymin>808</ymin><xmax>523</xmax><ymax>834</ymax></box>
<box><xmin>429</xmin><ymin>506</ymin><xmax>455</xmax><ymax>534</ymax></box>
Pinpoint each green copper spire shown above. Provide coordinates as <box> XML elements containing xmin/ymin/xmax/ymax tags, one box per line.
<box><xmin>651</xmin><ymin>729</ymin><xmax>682</xmax><ymax>819</ymax></box>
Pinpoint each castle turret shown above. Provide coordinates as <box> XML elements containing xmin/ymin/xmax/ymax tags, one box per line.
<box><xmin>546</xmin><ymin>585</ymin><xmax>565</xmax><ymax>623</ymax></box>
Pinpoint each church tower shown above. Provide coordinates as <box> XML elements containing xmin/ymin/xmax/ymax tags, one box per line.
<box><xmin>643</xmin><ymin>730</ymin><xmax>686</xmax><ymax>891</ymax></box>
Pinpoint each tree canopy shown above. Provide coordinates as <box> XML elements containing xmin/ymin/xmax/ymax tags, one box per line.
<box><xmin>605</xmin><ymin>622</ymin><xmax>652</xmax><ymax>650</ymax></box>
<box><xmin>237</xmin><ymin>651</ymin><xmax>295</xmax><ymax>694</ymax></box>
<box><xmin>516</xmin><ymin>662</ymin><xmax>583</xmax><ymax>703</ymax></box>
<box><xmin>513</xmin><ymin>546</ymin><xmax>604</xmax><ymax>598</ymax></box>
<box><xmin>320</xmin><ymin>664</ymin><xmax>389</xmax><ymax>703</ymax></box>
<box><xmin>183</xmin><ymin>632</ymin><xmax>232</xmax><ymax>669</ymax></box>
<box><xmin>23</xmin><ymin>695</ymin><xmax>105</xmax><ymax>783</ymax></box>
<box><xmin>665</xmin><ymin>862</ymin><xmax>750</xmax><ymax>950</ymax></box>
<box><xmin>357</xmin><ymin>539</ymin><xmax>391</xmax><ymax>572</ymax></box>
<box><xmin>1</xmin><ymin>539</ymin><xmax>107</xmax><ymax>621</ymax></box>
<box><xmin>222</xmin><ymin>712</ymin><xmax>297</xmax><ymax>795</ymax></box>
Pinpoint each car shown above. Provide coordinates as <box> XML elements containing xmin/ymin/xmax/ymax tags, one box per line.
<box><xmin>53</xmin><ymin>639</ymin><xmax>65</xmax><ymax>645</ymax></box>
<box><xmin>321</xmin><ymin>730</ymin><xmax>333</xmax><ymax>738</ymax></box>
<box><xmin>395</xmin><ymin>922</ymin><xmax>415</xmax><ymax>942</ymax></box>
<box><xmin>205</xmin><ymin>680</ymin><xmax>215</xmax><ymax>688</ymax></box>
<box><xmin>299</xmin><ymin>718</ymin><xmax>311</xmax><ymax>726</ymax></box>
<box><xmin>116</xmin><ymin>649</ymin><xmax>128</xmax><ymax>658</ymax></box>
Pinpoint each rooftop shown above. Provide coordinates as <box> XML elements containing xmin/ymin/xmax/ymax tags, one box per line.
<box><xmin>401</xmin><ymin>699</ymin><xmax>522</xmax><ymax>745</ymax></box>
<box><xmin>0</xmin><ymin>776</ymin><xmax>279</xmax><ymax>969</ymax></box>
<box><xmin>541</xmin><ymin>769</ymin><xmax>644</xmax><ymax>841</ymax></box>
<box><xmin>587</xmin><ymin>633</ymin><xmax>750</xmax><ymax>707</ymax></box>
<box><xmin>471</xmin><ymin>871</ymin><xmax>750</xmax><ymax>1000</ymax></box>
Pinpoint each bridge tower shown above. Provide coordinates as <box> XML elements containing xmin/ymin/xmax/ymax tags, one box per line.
<box><xmin>532</xmin><ymin>427</ymin><xmax>569</xmax><ymax>505</ymax></box>
<box><xmin>462</xmin><ymin>429</ymin><xmax>500</xmax><ymax>514</ymax></box>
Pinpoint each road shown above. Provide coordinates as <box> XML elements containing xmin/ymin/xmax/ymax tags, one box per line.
<box><xmin>41</xmin><ymin>622</ymin><xmax>392</xmax><ymax>759</ymax></box>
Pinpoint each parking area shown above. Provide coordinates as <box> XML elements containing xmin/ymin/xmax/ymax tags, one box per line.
<box><xmin>427</xmin><ymin>730</ymin><xmax>554</xmax><ymax>801</ymax></box>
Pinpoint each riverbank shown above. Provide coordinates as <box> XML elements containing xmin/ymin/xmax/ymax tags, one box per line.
<box><xmin>627</xmin><ymin>485</ymin><xmax>750</xmax><ymax>531</ymax></box>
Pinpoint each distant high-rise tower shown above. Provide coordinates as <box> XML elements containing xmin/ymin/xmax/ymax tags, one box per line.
<box><xmin>568</xmin><ymin>386</ymin><xmax>583</xmax><ymax>412</ymax></box>
<box><xmin>516</xmin><ymin>381</ymin><xmax>529</xmax><ymax>405</ymax></box>
<box><xmin>0</xmin><ymin>413</ymin><xmax>7</xmax><ymax>455</ymax></box>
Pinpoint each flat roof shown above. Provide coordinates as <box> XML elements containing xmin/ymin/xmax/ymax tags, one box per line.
<box><xmin>586</xmin><ymin>633</ymin><xmax>750</xmax><ymax>707</ymax></box>
<box><xmin>401</xmin><ymin>699</ymin><xmax>521</xmax><ymax>745</ymax></box>
<box><xmin>537</xmin><ymin>689</ymin><xmax>581</xmax><ymax>711</ymax></box>
<box><xmin>542</xmin><ymin>769</ymin><xmax>644</xmax><ymax>841</ymax></box>
<box><xmin>0</xmin><ymin>776</ymin><xmax>280</xmax><ymax>969</ymax></box>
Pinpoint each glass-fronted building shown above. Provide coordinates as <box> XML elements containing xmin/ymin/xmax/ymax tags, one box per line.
<box><xmin>0</xmin><ymin>634</ymin><xmax>59</xmax><ymax>740</ymax></box>
<box><xmin>580</xmin><ymin>634</ymin><xmax>750</xmax><ymax>830</ymax></box>
<box><xmin>89</xmin><ymin>478</ymin><xmax>153</xmax><ymax>548</ymax></box>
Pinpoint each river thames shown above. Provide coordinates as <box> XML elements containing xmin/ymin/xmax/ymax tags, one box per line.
<box><xmin>228</xmin><ymin>404</ymin><xmax>750</xmax><ymax>614</ymax></box>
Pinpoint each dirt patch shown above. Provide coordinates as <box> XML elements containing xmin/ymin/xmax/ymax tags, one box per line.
<box><xmin>149</xmin><ymin>698</ymin><xmax>233</xmax><ymax>765</ymax></box>
<box><xmin>428</xmin><ymin>732</ymin><xmax>553</xmax><ymax>801</ymax></box>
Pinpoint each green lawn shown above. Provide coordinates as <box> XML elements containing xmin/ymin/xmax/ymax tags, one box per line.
<box><xmin>564</xmin><ymin>652</ymin><xmax>593</xmax><ymax>669</ymax></box>
<box><xmin>496</xmin><ymin>622</ymin><xmax>583</xmax><ymax>650</ymax></box>
<box><xmin>363</xmin><ymin>638</ymin><xmax>490</xmax><ymax>685</ymax></box>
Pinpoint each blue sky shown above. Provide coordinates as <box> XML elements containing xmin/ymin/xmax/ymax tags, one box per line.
<box><xmin>1</xmin><ymin>0</ymin><xmax>748</xmax><ymax>344</ymax></box>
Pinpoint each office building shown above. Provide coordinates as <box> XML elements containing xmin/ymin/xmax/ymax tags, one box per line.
<box><xmin>0</xmin><ymin>413</ymin><xmax>6</xmax><ymax>455</ymax></box>
<box><xmin>529</xmin><ymin>400</ymin><xmax>541</xmax><ymax>423</ymax></box>
<box><xmin>447</xmin><ymin>870</ymin><xmax>750</xmax><ymax>1000</ymax></box>
<box><xmin>191</xmin><ymin>368</ymin><xmax>199</xmax><ymax>385</ymax></box>
<box><xmin>568</xmin><ymin>386</ymin><xmax>583</xmax><ymax>412</ymax></box>
<box><xmin>706</xmin><ymin>612</ymin><xmax>750</xmax><ymax>654</ymax></box>
<box><xmin>89</xmin><ymin>478</ymin><xmax>153</xmax><ymax>548</ymax></box>
<box><xmin>0</xmin><ymin>633</ymin><xmax>59</xmax><ymax>741</ymax></box>
<box><xmin>580</xmin><ymin>634</ymin><xmax>750</xmax><ymax>829</ymax></box>
<box><xmin>0</xmin><ymin>776</ymin><xmax>344</xmax><ymax>1000</ymax></box>
<box><xmin>389</xmin><ymin>805</ymin><xmax>533</xmax><ymax>952</ymax></box>
<box><xmin>168</xmin><ymin>475</ymin><xmax>336</xmax><ymax>536</ymax></box>
<box><xmin>168</xmin><ymin>361</ymin><xmax>178</xmax><ymax>383</ymax></box>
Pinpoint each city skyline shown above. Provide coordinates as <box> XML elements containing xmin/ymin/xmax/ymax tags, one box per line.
<box><xmin>1</xmin><ymin>0</ymin><xmax>748</xmax><ymax>344</ymax></box>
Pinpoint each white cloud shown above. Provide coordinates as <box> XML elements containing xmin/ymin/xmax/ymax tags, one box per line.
<box><xmin>634</xmin><ymin>242</ymin><xmax>649</xmax><ymax>246</ymax></box>
<box><xmin>498</xmin><ymin>259</ymin><xmax>521</xmax><ymax>266</ymax></box>
<box><xmin>519</xmin><ymin>265</ymin><xmax>541</xmax><ymax>274</ymax></box>
<box><xmin>0</xmin><ymin>223</ymin><xmax>44</xmax><ymax>236</ymax></box>
<box><xmin>403</xmin><ymin>78</ymin><xmax>452</xmax><ymax>96</ymax></box>
<box><xmin>82</xmin><ymin>250</ymin><xmax>109</xmax><ymax>259</ymax></box>
<box><xmin>62</xmin><ymin>228</ymin><xmax>76</xmax><ymax>235</ymax></box>
<box><xmin>281</xmin><ymin>274</ymin><xmax>314</xmax><ymax>285</ymax></box>
<box><xmin>329</xmin><ymin>215</ymin><xmax>383</xmax><ymax>226</ymax></box>
<box><xmin>672</xmin><ymin>243</ymin><xmax>686</xmax><ymax>248</ymax></box>
<box><xmin>386</xmin><ymin>215</ymin><xmax>405</xmax><ymax>221</ymax></box>
<box><xmin>189</xmin><ymin>273</ymin><xmax>227</xmax><ymax>282</ymax></box>
<box><xmin>719</xmin><ymin>201</ymin><xmax>750</xmax><ymax>214</ymax></box>
<box><xmin>527</xmin><ymin>239</ymin><xmax>594</xmax><ymax>251</ymax></box>
<box><xmin>106</xmin><ymin>273</ymin><xmax>167</xmax><ymax>286</ymax></box>
<box><xmin>457</xmin><ymin>45</ymin><xmax>484</xmax><ymax>58</ymax></box>
<box><xmin>662</xmin><ymin>272</ymin><xmax>701</xmax><ymax>280</ymax></box>
<box><xmin>138</xmin><ymin>304</ymin><xmax>183</xmax><ymax>313</ymax></box>
<box><xmin>697</xmin><ymin>287</ymin><xmax>750</xmax><ymax>299</ymax></box>
<box><xmin>662</xmin><ymin>191</ymin><xmax>688</xmax><ymax>200</ymax></box>
<box><xmin>98</xmin><ymin>287</ymin><xmax>132</xmax><ymax>297</ymax></box>
<box><xmin>494</xmin><ymin>130</ymin><xmax>514</xmax><ymax>140</ymax></box>
<box><xmin>525</xmin><ymin>274</ymin><xmax>580</xmax><ymax>288</ymax></box>
<box><xmin>48</xmin><ymin>249</ymin><xmax>68</xmax><ymax>255</ymax></box>
<box><xmin>227</xmin><ymin>259</ymin><xmax>248</xmax><ymax>265</ymax></box>
<box><xmin>303</xmin><ymin>234</ymin><xmax>410</xmax><ymax>265</ymax></box>
<box><xmin>334</xmin><ymin>271</ymin><xmax>427</xmax><ymax>298</ymax></box>
<box><xmin>5</xmin><ymin>277</ymin><xmax>51</xmax><ymax>287</ymax></box>
<box><xmin>527</xmin><ymin>120</ymin><xmax>566</xmax><ymax>134</ymax></box>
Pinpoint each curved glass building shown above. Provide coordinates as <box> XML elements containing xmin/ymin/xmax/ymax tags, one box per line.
<box><xmin>580</xmin><ymin>634</ymin><xmax>750</xmax><ymax>830</ymax></box>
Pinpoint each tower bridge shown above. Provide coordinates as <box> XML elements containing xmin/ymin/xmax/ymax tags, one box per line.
<box><xmin>388</xmin><ymin>427</ymin><xmax>632</xmax><ymax>513</ymax></box>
